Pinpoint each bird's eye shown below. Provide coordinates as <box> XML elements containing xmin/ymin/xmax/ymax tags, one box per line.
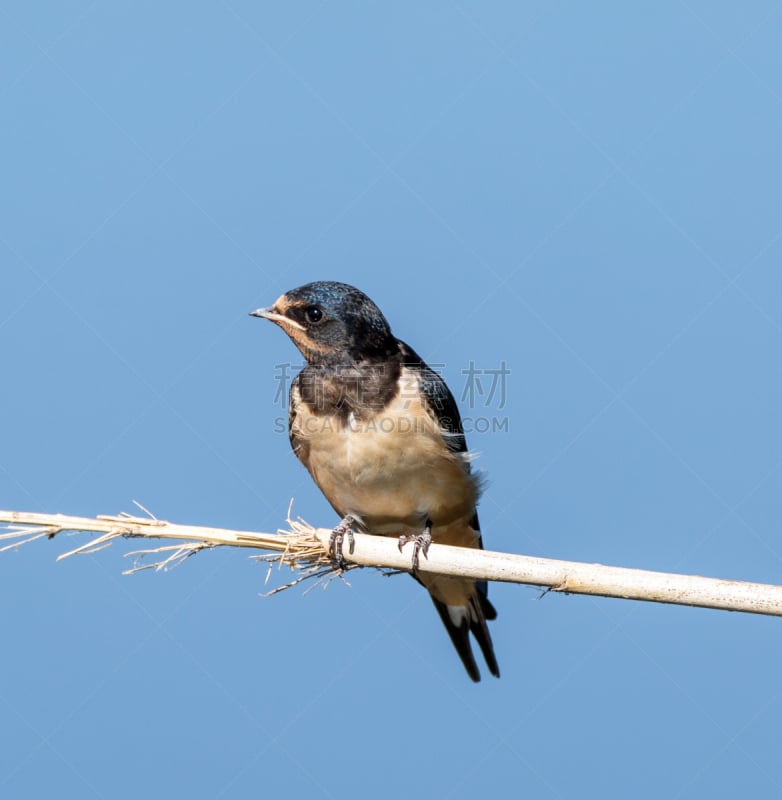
<box><xmin>305</xmin><ymin>306</ymin><xmax>323</xmax><ymax>324</ymax></box>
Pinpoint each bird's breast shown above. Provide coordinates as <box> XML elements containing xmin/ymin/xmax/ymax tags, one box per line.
<box><xmin>290</xmin><ymin>373</ymin><xmax>479</xmax><ymax>531</ymax></box>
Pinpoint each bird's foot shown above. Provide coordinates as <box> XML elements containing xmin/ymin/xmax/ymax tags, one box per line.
<box><xmin>329</xmin><ymin>514</ymin><xmax>356</xmax><ymax>565</ymax></box>
<box><xmin>398</xmin><ymin>521</ymin><xmax>432</xmax><ymax>573</ymax></box>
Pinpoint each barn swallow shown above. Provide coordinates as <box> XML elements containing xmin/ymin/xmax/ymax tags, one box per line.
<box><xmin>250</xmin><ymin>281</ymin><xmax>499</xmax><ymax>681</ymax></box>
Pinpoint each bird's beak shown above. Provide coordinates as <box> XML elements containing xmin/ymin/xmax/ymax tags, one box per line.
<box><xmin>249</xmin><ymin>306</ymin><xmax>277</xmax><ymax>321</ymax></box>
<box><xmin>249</xmin><ymin>306</ymin><xmax>305</xmax><ymax>331</ymax></box>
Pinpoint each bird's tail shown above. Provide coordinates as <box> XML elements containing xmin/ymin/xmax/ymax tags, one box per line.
<box><xmin>428</xmin><ymin>580</ymin><xmax>500</xmax><ymax>682</ymax></box>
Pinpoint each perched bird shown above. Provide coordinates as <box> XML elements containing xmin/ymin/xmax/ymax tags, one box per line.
<box><xmin>250</xmin><ymin>281</ymin><xmax>499</xmax><ymax>681</ymax></box>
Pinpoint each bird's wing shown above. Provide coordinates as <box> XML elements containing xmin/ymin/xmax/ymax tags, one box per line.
<box><xmin>396</xmin><ymin>340</ymin><xmax>468</xmax><ymax>455</ymax></box>
<box><xmin>397</xmin><ymin>340</ymin><xmax>499</xmax><ymax>681</ymax></box>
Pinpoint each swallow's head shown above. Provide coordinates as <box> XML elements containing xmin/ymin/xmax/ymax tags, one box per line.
<box><xmin>250</xmin><ymin>281</ymin><xmax>395</xmax><ymax>364</ymax></box>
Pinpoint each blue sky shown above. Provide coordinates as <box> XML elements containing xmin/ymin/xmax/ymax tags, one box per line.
<box><xmin>3</xmin><ymin>2</ymin><xmax>782</xmax><ymax>797</ymax></box>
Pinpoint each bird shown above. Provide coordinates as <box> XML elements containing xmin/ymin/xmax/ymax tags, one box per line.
<box><xmin>250</xmin><ymin>280</ymin><xmax>499</xmax><ymax>681</ymax></box>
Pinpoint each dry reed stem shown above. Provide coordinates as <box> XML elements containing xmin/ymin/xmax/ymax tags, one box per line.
<box><xmin>2</xmin><ymin>507</ymin><xmax>782</xmax><ymax>618</ymax></box>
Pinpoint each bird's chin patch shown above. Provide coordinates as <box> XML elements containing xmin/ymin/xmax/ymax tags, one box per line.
<box><xmin>273</xmin><ymin>325</ymin><xmax>331</xmax><ymax>364</ymax></box>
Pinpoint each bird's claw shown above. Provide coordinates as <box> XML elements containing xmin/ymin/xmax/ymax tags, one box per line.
<box><xmin>398</xmin><ymin>523</ymin><xmax>432</xmax><ymax>573</ymax></box>
<box><xmin>329</xmin><ymin>514</ymin><xmax>356</xmax><ymax>565</ymax></box>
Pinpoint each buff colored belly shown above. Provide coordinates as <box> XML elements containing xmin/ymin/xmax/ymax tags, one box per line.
<box><xmin>294</xmin><ymin>403</ymin><xmax>478</xmax><ymax>531</ymax></box>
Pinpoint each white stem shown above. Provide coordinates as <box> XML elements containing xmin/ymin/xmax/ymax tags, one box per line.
<box><xmin>1</xmin><ymin>509</ymin><xmax>781</xmax><ymax>617</ymax></box>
